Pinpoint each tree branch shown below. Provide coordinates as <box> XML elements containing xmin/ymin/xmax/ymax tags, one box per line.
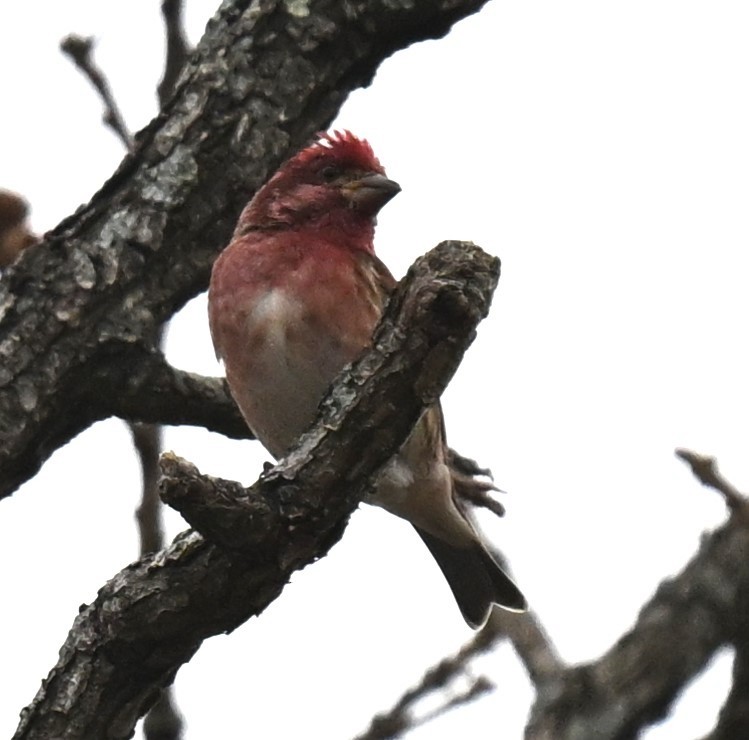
<box><xmin>355</xmin><ymin>612</ymin><xmax>502</xmax><ymax>739</ymax></box>
<box><xmin>12</xmin><ymin>240</ymin><xmax>499</xmax><ymax>740</ymax></box>
<box><xmin>676</xmin><ymin>448</ymin><xmax>749</xmax><ymax>514</ymax></box>
<box><xmin>0</xmin><ymin>0</ymin><xmax>490</xmax><ymax>501</ymax></box>
<box><xmin>703</xmin><ymin>636</ymin><xmax>749</xmax><ymax>740</ymax></box>
<box><xmin>526</xmin><ymin>507</ymin><xmax>749</xmax><ymax>738</ymax></box>
<box><xmin>358</xmin><ymin>451</ymin><xmax>749</xmax><ymax>739</ymax></box>
<box><xmin>355</xmin><ymin>603</ymin><xmax>563</xmax><ymax>738</ymax></box>
<box><xmin>157</xmin><ymin>0</ymin><xmax>190</xmax><ymax>109</ymax></box>
<box><xmin>108</xmin><ymin>347</ymin><xmax>250</xmax><ymax>438</ymax></box>
<box><xmin>60</xmin><ymin>35</ymin><xmax>133</xmax><ymax>150</ymax></box>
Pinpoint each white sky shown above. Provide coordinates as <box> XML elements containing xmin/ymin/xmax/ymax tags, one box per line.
<box><xmin>1</xmin><ymin>1</ymin><xmax>748</xmax><ymax>738</ymax></box>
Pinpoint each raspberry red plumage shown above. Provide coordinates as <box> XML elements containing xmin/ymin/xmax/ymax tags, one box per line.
<box><xmin>208</xmin><ymin>131</ymin><xmax>525</xmax><ymax>627</ymax></box>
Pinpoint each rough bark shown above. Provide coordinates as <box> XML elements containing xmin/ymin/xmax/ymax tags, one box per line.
<box><xmin>13</xmin><ymin>241</ymin><xmax>499</xmax><ymax>740</ymax></box>
<box><xmin>0</xmin><ymin>0</ymin><xmax>489</xmax><ymax>499</ymax></box>
<box><xmin>355</xmin><ymin>505</ymin><xmax>749</xmax><ymax>740</ymax></box>
<box><xmin>524</xmin><ymin>515</ymin><xmax>749</xmax><ymax>740</ymax></box>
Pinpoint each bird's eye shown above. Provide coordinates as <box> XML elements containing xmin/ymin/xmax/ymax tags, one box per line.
<box><xmin>320</xmin><ymin>166</ymin><xmax>340</xmax><ymax>182</ymax></box>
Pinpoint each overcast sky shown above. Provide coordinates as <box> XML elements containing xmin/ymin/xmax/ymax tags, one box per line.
<box><xmin>1</xmin><ymin>2</ymin><xmax>748</xmax><ymax>738</ymax></box>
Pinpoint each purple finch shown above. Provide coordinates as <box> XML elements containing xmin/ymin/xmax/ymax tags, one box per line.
<box><xmin>208</xmin><ymin>131</ymin><xmax>525</xmax><ymax>627</ymax></box>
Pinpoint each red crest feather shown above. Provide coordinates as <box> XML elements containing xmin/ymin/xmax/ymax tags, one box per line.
<box><xmin>292</xmin><ymin>130</ymin><xmax>385</xmax><ymax>174</ymax></box>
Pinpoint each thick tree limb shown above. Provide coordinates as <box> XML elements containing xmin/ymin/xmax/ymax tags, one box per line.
<box><xmin>676</xmin><ymin>449</ymin><xmax>749</xmax><ymax>740</ymax></box>
<box><xmin>162</xmin><ymin>242</ymin><xmax>500</xmax><ymax>547</ymax></box>
<box><xmin>12</xmin><ymin>241</ymin><xmax>500</xmax><ymax>740</ymax></box>
<box><xmin>525</xmin><ymin>511</ymin><xmax>749</xmax><ymax>739</ymax></box>
<box><xmin>0</xmin><ymin>0</ymin><xmax>489</xmax><ymax>500</ymax></box>
<box><xmin>704</xmin><ymin>621</ymin><xmax>749</xmax><ymax>740</ymax></box>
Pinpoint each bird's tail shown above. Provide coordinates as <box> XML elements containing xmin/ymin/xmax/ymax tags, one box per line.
<box><xmin>414</xmin><ymin>526</ymin><xmax>526</xmax><ymax>629</ymax></box>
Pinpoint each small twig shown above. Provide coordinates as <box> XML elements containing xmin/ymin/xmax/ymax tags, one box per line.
<box><xmin>355</xmin><ymin>612</ymin><xmax>518</xmax><ymax>739</ymax></box>
<box><xmin>355</xmin><ymin>648</ymin><xmax>492</xmax><ymax>739</ymax></box>
<box><xmin>60</xmin><ymin>35</ymin><xmax>133</xmax><ymax>150</ymax></box>
<box><xmin>417</xmin><ymin>675</ymin><xmax>493</xmax><ymax>726</ymax></box>
<box><xmin>676</xmin><ymin>448</ymin><xmax>748</xmax><ymax>513</ymax></box>
<box><xmin>158</xmin><ymin>0</ymin><xmax>190</xmax><ymax>108</ymax></box>
<box><xmin>131</xmin><ymin>420</ymin><xmax>165</xmax><ymax>555</ymax></box>
<box><xmin>127</xmin><ymin>338</ymin><xmax>182</xmax><ymax>740</ymax></box>
<box><xmin>355</xmin><ymin>604</ymin><xmax>563</xmax><ymax>739</ymax></box>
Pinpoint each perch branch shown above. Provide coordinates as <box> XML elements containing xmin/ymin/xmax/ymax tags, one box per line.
<box><xmin>13</xmin><ymin>241</ymin><xmax>500</xmax><ymax>740</ymax></box>
<box><xmin>0</xmin><ymin>0</ymin><xmax>492</xmax><ymax>502</ymax></box>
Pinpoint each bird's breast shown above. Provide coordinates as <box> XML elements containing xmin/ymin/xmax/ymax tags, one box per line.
<box><xmin>213</xmin><ymin>248</ymin><xmax>384</xmax><ymax>458</ymax></box>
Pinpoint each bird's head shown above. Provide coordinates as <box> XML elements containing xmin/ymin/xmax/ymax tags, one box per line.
<box><xmin>237</xmin><ymin>131</ymin><xmax>401</xmax><ymax>238</ymax></box>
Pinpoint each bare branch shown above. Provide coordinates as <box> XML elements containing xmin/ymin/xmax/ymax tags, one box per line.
<box><xmin>128</xmin><ymin>336</ymin><xmax>181</xmax><ymax>740</ymax></box>
<box><xmin>417</xmin><ymin>677</ymin><xmax>494</xmax><ymax>728</ymax></box>
<box><xmin>490</xmin><ymin>609</ymin><xmax>564</xmax><ymax>687</ymax></box>
<box><xmin>356</xmin><ymin>607</ymin><xmax>563</xmax><ymax>738</ymax></box>
<box><xmin>526</xmin><ymin>512</ymin><xmax>749</xmax><ymax>739</ymax></box>
<box><xmin>360</xmin><ymin>451</ymin><xmax>749</xmax><ymax>740</ymax></box>
<box><xmin>355</xmin><ymin>630</ymin><xmax>495</xmax><ymax>739</ymax></box>
<box><xmin>60</xmin><ymin>35</ymin><xmax>133</xmax><ymax>150</ymax></box>
<box><xmin>0</xmin><ymin>0</ymin><xmax>492</xmax><ymax>502</ymax></box>
<box><xmin>676</xmin><ymin>448</ymin><xmax>748</xmax><ymax>513</ymax></box>
<box><xmin>108</xmin><ymin>346</ymin><xmax>250</xmax><ymax>439</ymax></box>
<box><xmin>701</xmin><ymin>514</ymin><xmax>749</xmax><ymax>740</ymax></box>
<box><xmin>158</xmin><ymin>0</ymin><xmax>190</xmax><ymax>108</ymax></box>
<box><xmin>357</xmin><ymin>666</ymin><xmax>493</xmax><ymax>740</ymax></box>
<box><xmin>131</xmin><ymin>421</ymin><xmax>165</xmax><ymax>553</ymax></box>
<box><xmin>13</xmin><ymin>240</ymin><xmax>499</xmax><ymax>740</ymax></box>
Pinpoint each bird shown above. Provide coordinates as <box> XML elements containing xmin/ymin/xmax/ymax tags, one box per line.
<box><xmin>0</xmin><ymin>189</ymin><xmax>36</xmax><ymax>268</ymax></box>
<box><xmin>208</xmin><ymin>130</ymin><xmax>526</xmax><ymax>627</ymax></box>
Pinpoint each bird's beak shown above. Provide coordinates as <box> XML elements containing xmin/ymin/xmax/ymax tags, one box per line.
<box><xmin>343</xmin><ymin>173</ymin><xmax>401</xmax><ymax>212</ymax></box>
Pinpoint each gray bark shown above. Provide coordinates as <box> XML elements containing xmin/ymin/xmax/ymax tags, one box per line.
<box><xmin>13</xmin><ymin>241</ymin><xmax>499</xmax><ymax>739</ymax></box>
<box><xmin>0</xmin><ymin>0</ymin><xmax>489</xmax><ymax>499</ymax></box>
